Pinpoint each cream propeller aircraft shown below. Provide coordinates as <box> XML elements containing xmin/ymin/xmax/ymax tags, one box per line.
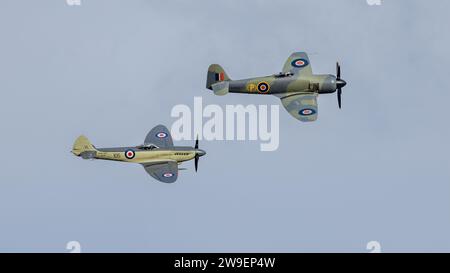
<box><xmin>71</xmin><ymin>125</ymin><xmax>206</xmax><ymax>183</ymax></box>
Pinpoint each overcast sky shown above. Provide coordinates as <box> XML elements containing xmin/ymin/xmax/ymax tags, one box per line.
<box><xmin>0</xmin><ymin>0</ymin><xmax>449</xmax><ymax>252</ymax></box>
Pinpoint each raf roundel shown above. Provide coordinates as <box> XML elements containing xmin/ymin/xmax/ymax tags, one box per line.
<box><xmin>156</xmin><ymin>132</ymin><xmax>168</xmax><ymax>139</ymax></box>
<box><xmin>291</xmin><ymin>58</ymin><xmax>309</xmax><ymax>68</ymax></box>
<box><xmin>163</xmin><ymin>172</ymin><xmax>174</xmax><ymax>178</ymax></box>
<box><xmin>299</xmin><ymin>108</ymin><xmax>316</xmax><ymax>116</ymax></box>
<box><xmin>257</xmin><ymin>82</ymin><xmax>270</xmax><ymax>93</ymax></box>
<box><xmin>124</xmin><ymin>149</ymin><xmax>135</xmax><ymax>159</ymax></box>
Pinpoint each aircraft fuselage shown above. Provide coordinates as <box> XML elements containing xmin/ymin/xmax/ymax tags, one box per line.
<box><xmin>227</xmin><ymin>74</ymin><xmax>338</xmax><ymax>95</ymax></box>
<box><xmin>89</xmin><ymin>146</ymin><xmax>200</xmax><ymax>164</ymax></box>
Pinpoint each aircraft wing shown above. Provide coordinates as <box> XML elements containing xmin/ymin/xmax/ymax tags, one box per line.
<box><xmin>144</xmin><ymin>124</ymin><xmax>174</xmax><ymax>148</ymax></box>
<box><xmin>142</xmin><ymin>160</ymin><xmax>178</xmax><ymax>183</ymax></box>
<box><xmin>280</xmin><ymin>93</ymin><xmax>318</xmax><ymax>122</ymax></box>
<box><xmin>282</xmin><ymin>52</ymin><xmax>312</xmax><ymax>76</ymax></box>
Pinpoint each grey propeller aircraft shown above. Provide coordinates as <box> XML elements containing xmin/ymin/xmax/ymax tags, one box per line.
<box><xmin>206</xmin><ymin>52</ymin><xmax>347</xmax><ymax>122</ymax></box>
<box><xmin>71</xmin><ymin>125</ymin><xmax>206</xmax><ymax>183</ymax></box>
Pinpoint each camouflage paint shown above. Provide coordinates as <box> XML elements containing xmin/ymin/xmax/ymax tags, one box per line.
<box><xmin>206</xmin><ymin>52</ymin><xmax>346</xmax><ymax>122</ymax></box>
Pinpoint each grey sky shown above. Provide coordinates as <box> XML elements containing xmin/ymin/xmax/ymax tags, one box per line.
<box><xmin>0</xmin><ymin>0</ymin><xmax>449</xmax><ymax>252</ymax></box>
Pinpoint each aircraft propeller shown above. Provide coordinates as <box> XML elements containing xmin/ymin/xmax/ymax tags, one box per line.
<box><xmin>194</xmin><ymin>136</ymin><xmax>206</xmax><ymax>172</ymax></box>
<box><xmin>336</xmin><ymin>62</ymin><xmax>347</xmax><ymax>109</ymax></box>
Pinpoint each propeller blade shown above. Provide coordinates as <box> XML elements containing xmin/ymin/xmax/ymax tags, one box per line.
<box><xmin>336</xmin><ymin>62</ymin><xmax>346</xmax><ymax>109</ymax></box>
<box><xmin>336</xmin><ymin>62</ymin><xmax>341</xmax><ymax>80</ymax></box>
<box><xmin>337</xmin><ymin>88</ymin><xmax>342</xmax><ymax>109</ymax></box>
<box><xmin>194</xmin><ymin>135</ymin><xmax>200</xmax><ymax>172</ymax></box>
<box><xmin>194</xmin><ymin>155</ymin><xmax>199</xmax><ymax>172</ymax></box>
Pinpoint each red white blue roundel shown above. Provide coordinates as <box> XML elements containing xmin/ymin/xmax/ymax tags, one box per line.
<box><xmin>257</xmin><ymin>82</ymin><xmax>270</xmax><ymax>93</ymax></box>
<box><xmin>124</xmin><ymin>149</ymin><xmax>135</xmax><ymax>159</ymax></box>
<box><xmin>156</xmin><ymin>132</ymin><xmax>168</xmax><ymax>138</ymax></box>
<box><xmin>291</xmin><ymin>58</ymin><xmax>309</xmax><ymax>68</ymax></box>
<box><xmin>299</xmin><ymin>108</ymin><xmax>316</xmax><ymax>116</ymax></box>
<box><xmin>163</xmin><ymin>172</ymin><xmax>174</xmax><ymax>178</ymax></box>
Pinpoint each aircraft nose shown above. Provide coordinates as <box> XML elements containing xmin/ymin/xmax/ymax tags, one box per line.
<box><xmin>196</xmin><ymin>149</ymin><xmax>206</xmax><ymax>157</ymax></box>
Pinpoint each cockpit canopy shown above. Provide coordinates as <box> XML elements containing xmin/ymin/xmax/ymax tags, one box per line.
<box><xmin>274</xmin><ymin>71</ymin><xmax>294</xmax><ymax>78</ymax></box>
<box><xmin>137</xmin><ymin>143</ymin><xmax>159</xmax><ymax>150</ymax></box>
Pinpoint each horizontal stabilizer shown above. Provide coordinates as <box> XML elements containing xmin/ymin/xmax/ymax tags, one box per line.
<box><xmin>80</xmin><ymin>151</ymin><xmax>97</xmax><ymax>159</ymax></box>
<box><xmin>211</xmin><ymin>81</ymin><xmax>229</xmax><ymax>96</ymax></box>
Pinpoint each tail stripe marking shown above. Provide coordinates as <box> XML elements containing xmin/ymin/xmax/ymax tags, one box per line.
<box><xmin>215</xmin><ymin>72</ymin><xmax>225</xmax><ymax>81</ymax></box>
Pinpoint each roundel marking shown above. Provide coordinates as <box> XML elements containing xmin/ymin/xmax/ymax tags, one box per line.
<box><xmin>299</xmin><ymin>108</ymin><xmax>316</xmax><ymax>116</ymax></box>
<box><xmin>124</xmin><ymin>149</ymin><xmax>135</xmax><ymax>159</ymax></box>
<box><xmin>156</xmin><ymin>132</ymin><xmax>168</xmax><ymax>138</ymax></box>
<box><xmin>257</xmin><ymin>82</ymin><xmax>270</xmax><ymax>93</ymax></box>
<box><xmin>291</xmin><ymin>58</ymin><xmax>309</xmax><ymax>68</ymax></box>
<box><xmin>163</xmin><ymin>172</ymin><xmax>174</xmax><ymax>178</ymax></box>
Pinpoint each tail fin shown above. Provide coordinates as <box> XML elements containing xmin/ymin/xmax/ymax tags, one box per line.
<box><xmin>206</xmin><ymin>64</ymin><xmax>231</xmax><ymax>90</ymax></box>
<box><xmin>72</xmin><ymin>135</ymin><xmax>97</xmax><ymax>158</ymax></box>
